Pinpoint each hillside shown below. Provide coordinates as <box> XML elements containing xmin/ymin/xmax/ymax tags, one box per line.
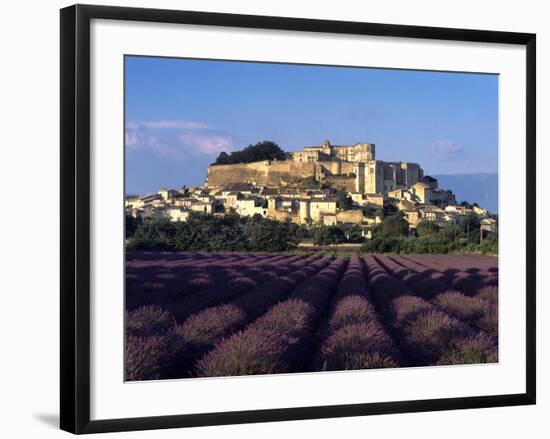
<box><xmin>433</xmin><ymin>172</ymin><xmax>498</xmax><ymax>214</ymax></box>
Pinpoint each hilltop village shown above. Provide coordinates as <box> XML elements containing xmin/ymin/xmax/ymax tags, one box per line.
<box><xmin>125</xmin><ymin>140</ymin><xmax>496</xmax><ymax>234</ymax></box>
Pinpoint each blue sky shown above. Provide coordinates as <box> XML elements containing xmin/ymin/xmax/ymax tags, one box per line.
<box><xmin>125</xmin><ymin>56</ymin><xmax>498</xmax><ymax>196</ymax></box>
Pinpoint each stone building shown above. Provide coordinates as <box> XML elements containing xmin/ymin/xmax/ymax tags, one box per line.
<box><xmin>206</xmin><ymin>139</ymin><xmax>424</xmax><ymax>196</ymax></box>
<box><xmin>234</xmin><ymin>197</ymin><xmax>267</xmax><ymax>217</ymax></box>
<box><xmin>411</xmin><ymin>181</ymin><xmax>456</xmax><ymax>207</ymax></box>
<box><xmin>298</xmin><ymin>198</ymin><xmax>337</xmax><ymax>224</ymax></box>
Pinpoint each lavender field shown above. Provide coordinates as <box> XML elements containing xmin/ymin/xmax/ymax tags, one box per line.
<box><xmin>125</xmin><ymin>252</ymin><xmax>498</xmax><ymax>381</ymax></box>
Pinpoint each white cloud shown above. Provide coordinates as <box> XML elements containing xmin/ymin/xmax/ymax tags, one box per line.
<box><xmin>432</xmin><ymin>139</ymin><xmax>464</xmax><ymax>154</ymax></box>
<box><xmin>125</xmin><ymin>119</ymin><xmax>236</xmax><ymax>157</ymax></box>
<box><xmin>178</xmin><ymin>133</ymin><xmax>235</xmax><ymax>154</ymax></box>
<box><xmin>125</xmin><ymin>131</ymin><xmax>140</xmax><ymax>147</ymax></box>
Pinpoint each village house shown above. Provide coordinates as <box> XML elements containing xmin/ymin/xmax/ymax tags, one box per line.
<box><xmin>403</xmin><ymin>210</ymin><xmax>422</xmax><ymax>227</ymax></box>
<box><xmin>418</xmin><ymin>205</ymin><xmax>445</xmax><ymax>222</ymax></box>
<box><xmin>301</xmin><ymin>198</ymin><xmax>338</xmax><ymax>224</ymax></box>
<box><xmin>234</xmin><ymin>197</ymin><xmax>267</xmax><ymax>217</ymax></box>
<box><xmin>166</xmin><ymin>207</ymin><xmax>190</xmax><ymax>222</ymax></box>
<box><xmin>480</xmin><ymin>218</ymin><xmax>497</xmax><ymax>233</ymax></box>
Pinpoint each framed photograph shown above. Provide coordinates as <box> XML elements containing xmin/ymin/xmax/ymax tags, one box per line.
<box><xmin>60</xmin><ymin>4</ymin><xmax>536</xmax><ymax>434</ymax></box>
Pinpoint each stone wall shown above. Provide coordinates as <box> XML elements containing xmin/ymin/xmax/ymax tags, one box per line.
<box><xmin>206</xmin><ymin>160</ymin><xmax>316</xmax><ymax>188</ymax></box>
<box><xmin>266</xmin><ymin>161</ymin><xmax>316</xmax><ymax>185</ymax></box>
<box><xmin>336</xmin><ymin>210</ymin><xmax>364</xmax><ymax>225</ymax></box>
<box><xmin>206</xmin><ymin>161</ymin><xmax>268</xmax><ymax>187</ymax></box>
<box><xmin>266</xmin><ymin>208</ymin><xmax>300</xmax><ymax>223</ymax></box>
<box><xmin>318</xmin><ymin>160</ymin><xmax>355</xmax><ymax>176</ymax></box>
<box><xmin>325</xmin><ymin>175</ymin><xmax>356</xmax><ymax>192</ymax></box>
<box><xmin>206</xmin><ymin>157</ymin><xmax>424</xmax><ymax>196</ymax></box>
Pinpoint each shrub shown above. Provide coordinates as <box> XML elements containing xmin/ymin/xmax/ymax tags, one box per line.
<box><xmin>329</xmin><ymin>295</ymin><xmax>378</xmax><ymax>330</ymax></box>
<box><xmin>416</xmin><ymin>221</ymin><xmax>440</xmax><ymax>237</ymax></box>
<box><xmin>125</xmin><ymin>334</ymin><xmax>183</xmax><ymax>381</ymax></box>
<box><xmin>380</xmin><ymin>215</ymin><xmax>409</xmax><ymax>237</ymax></box>
<box><xmin>254</xmin><ymin>299</ymin><xmax>313</xmax><ymax>336</ymax></box>
<box><xmin>196</xmin><ymin>300</ymin><xmax>315</xmax><ymax>377</ymax></box>
<box><xmin>400</xmin><ymin>309</ymin><xmax>470</xmax><ymax>365</ymax></box>
<box><xmin>126</xmin><ymin>305</ymin><xmax>175</xmax><ymax>336</ymax></box>
<box><xmin>476</xmin><ymin>286</ymin><xmax>498</xmax><ymax>305</ymax></box>
<box><xmin>197</xmin><ymin>260</ymin><xmax>345</xmax><ymax>377</ymax></box>
<box><xmin>289</xmin><ymin>258</ymin><xmax>347</xmax><ymax>318</ymax></box>
<box><xmin>476</xmin><ymin>304</ymin><xmax>498</xmax><ymax>335</ymax></box>
<box><xmin>437</xmin><ymin>333</ymin><xmax>498</xmax><ymax>365</ymax></box>
<box><xmin>433</xmin><ymin>291</ymin><xmax>488</xmax><ymax>321</ymax></box>
<box><xmin>389</xmin><ymin>295</ymin><xmax>432</xmax><ymax>325</ymax></box>
<box><xmin>362</xmin><ymin>256</ymin><xmax>412</xmax><ymax>308</ymax></box>
<box><xmin>313</xmin><ymin>226</ymin><xmax>346</xmax><ymax>245</ymax></box>
<box><xmin>177</xmin><ymin>304</ymin><xmax>246</xmax><ymax>346</ymax></box>
<box><xmin>319</xmin><ymin>322</ymin><xmax>399</xmax><ymax>370</ymax></box>
<box><xmin>195</xmin><ymin>327</ymin><xmax>289</xmax><ymax>377</ymax></box>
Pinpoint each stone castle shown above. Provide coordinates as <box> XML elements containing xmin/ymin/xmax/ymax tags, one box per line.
<box><xmin>206</xmin><ymin>139</ymin><xmax>423</xmax><ymax>195</ymax></box>
<box><xmin>127</xmin><ymin>140</ymin><xmax>497</xmax><ymax>229</ymax></box>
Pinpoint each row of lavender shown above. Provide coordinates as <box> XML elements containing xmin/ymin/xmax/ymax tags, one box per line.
<box><xmin>364</xmin><ymin>255</ymin><xmax>497</xmax><ymax>366</ymax></box>
<box><xmin>125</xmin><ymin>252</ymin><xmax>498</xmax><ymax>380</ymax></box>
<box><xmin>126</xmin><ymin>252</ymin><xmax>332</xmax><ymax>379</ymax></box>
<box><xmin>126</xmin><ymin>252</ymin><xmax>318</xmax><ymax>318</ymax></box>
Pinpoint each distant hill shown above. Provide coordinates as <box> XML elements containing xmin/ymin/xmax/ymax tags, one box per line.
<box><xmin>433</xmin><ymin>173</ymin><xmax>498</xmax><ymax>214</ymax></box>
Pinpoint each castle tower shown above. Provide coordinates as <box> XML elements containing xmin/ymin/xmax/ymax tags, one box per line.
<box><xmin>364</xmin><ymin>161</ymin><xmax>384</xmax><ymax>194</ymax></box>
<box><xmin>353</xmin><ymin>143</ymin><xmax>376</xmax><ymax>162</ymax></box>
<box><xmin>322</xmin><ymin>139</ymin><xmax>332</xmax><ymax>157</ymax></box>
<box><xmin>299</xmin><ymin>200</ymin><xmax>310</xmax><ymax>224</ymax></box>
<box><xmin>355</xmin><ymin>163</ymin><xmax>365</xmax><ymax>193</ymax></box>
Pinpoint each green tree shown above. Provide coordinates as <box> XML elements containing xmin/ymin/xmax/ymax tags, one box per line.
<box><xmin>462</xmin><ymin>213</ymin><xmax>481</xmax><ymax>241</ymax></box>
<box><xmin>213</xmin><ymin>141</ymin><xmax>286</xmax><ymax>165</ymax></box>
<box><xmin>313</xmin><ymin>226</ymin><xmax>346</xmax><ymax>245</ymax></box>
<box><xmin>416</xmin><ymin>220</ymin><xmax>440</xmax><ymax>237</ymax></box>
<box><xmin>243</xmin><ymin>217</ymin><xmax>298</xmax><ymax>251</ymax></box>
<box><xmin>439</xmin><ymin>222</ymin><xmax>461</xmax><ymax>241</ymax></box>
<box><xmin>381</xmin><ymin>215</ymin><xmax>409</xmax><ymax>237</ymax></box>
<box><xmin>125</xmin><ymin>214</ymin><xmax>142</xmax><ymax>238</ymax></box>
<box><xmin>126</xmin><ymin>212</ymin><xmax>302</xmax><ymax>252</ymax></box>
<box><xmin>129</xmin><ymin>217</ymin><xmax>177</xmax><ymax>250</ymax></box>
<box><xmin>335</xmin><ymin>189</ymin><xmax>353</xmax><ymax>210</ymax></box>
<box><xmin>362</xmin><ymin>206</ymin><xmax>376</xmax><ymax>217</ymax></box>
<box><xmin>214</xmin><ymin>151</ymin><xmax>231</xmax><ymax>165</ymax></box>
<box><xmin>339</xmin><ymin>224</ymin><xmax>364</xmax><ymax>243</ymax></box>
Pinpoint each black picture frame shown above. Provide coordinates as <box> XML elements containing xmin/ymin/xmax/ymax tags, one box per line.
<box><xmin>60</xmin><ymin>4</ymin><xmax>536</xmax><ymax>434</ymax></box>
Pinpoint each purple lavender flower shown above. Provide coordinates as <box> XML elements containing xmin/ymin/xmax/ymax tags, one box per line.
<box><xmin>437</xmin><ymin>332</ymin><xmax>498</xmax><ymax>365</ymax></box>
<box><xmin>126</xmin><ymin>305</ymin><xmax>175</xmax><ymax>336</ymax></box>
<box><xmin>319</xmin><ymin>322</ymin><xmax>399</xmax><ymax>370</ymax></box>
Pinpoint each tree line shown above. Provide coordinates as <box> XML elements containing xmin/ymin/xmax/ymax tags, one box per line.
<box><xmin>126</xmin><ymin>211</ymin><xmax>497</xmax><ymax>254</ymax></box>
<box><xmin>361</xmin><ymin>212</ymin><xmax>497</xmax><ymax>254</ymax></box>
<box><xmin>126</xmin><ymin>213</ymin><xmax>303</xmax><ymax>252</ymax></box>
<box><xmin>213</xmin><ymin>141</ymin><xmax>286</xmax><ymax>165</ymax></box>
